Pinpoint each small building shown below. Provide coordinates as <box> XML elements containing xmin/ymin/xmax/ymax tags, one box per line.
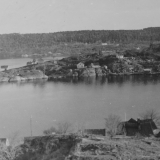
<box><xmin>77</xmin><ymin>62</ymin><xmax>84</xmax><ymax>69</ymax></box>
<box><xmin>117</xmin><ymin>118</ymin><xmax>157</xmax><ymax>137</ymax></box>
<box><xmin>116</xmin><ymin>54</ymin><xmax>124</xmax><ymax>59</ymax></box>
<box><xmin>143</xmin><ymin>68</ymin><xmax>152</xmax><ymax>74</ymax></box>
<box><xmin>117</xmin><ymin>118</ymin><xmax>139</xmax><ymax>136</ymax></box>
<box><xmin>0</xmin><ymin>138</ymin><xmax>9</xmax><ymax>146</ymax></box>
<box><xmin>84</xmin><ymin>129</ymin><xmax>106</xmax><ymax>136</ymax></box>
<box><xmin>101</xmin><ymin>43</ymin><xmax>108</xmax><ymax>46</ymax></box>
<box><xmin>90</xmin><ymin>63</ymin><xmax>100</xmax><ymax>68</ymax></box>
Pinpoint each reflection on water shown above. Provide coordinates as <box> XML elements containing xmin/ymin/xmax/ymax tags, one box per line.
<box><xmin>0</xmin><ymin>75</ymin><xmax>160</xmax><ymax>137</ymax></box>
<box><xmin>47</xmin><ymin>75</ymin><xmax>160</xmax><ymax>86</ymax></box>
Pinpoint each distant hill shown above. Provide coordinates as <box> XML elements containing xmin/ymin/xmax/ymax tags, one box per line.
<box><xmin>0</xmin><ymin>27</ymin><xmax>160</xmax><ymax>59</ymax></box>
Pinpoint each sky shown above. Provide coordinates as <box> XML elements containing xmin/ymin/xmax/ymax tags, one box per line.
<box><xmin>0</xmin><ymin>0</ymin><xmax>160</xmax><ymax>34</ymax></box>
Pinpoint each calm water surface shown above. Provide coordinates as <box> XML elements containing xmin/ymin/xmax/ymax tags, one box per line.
<box><xmin>0</xmin><ymin>57</ymin><xmax>62</xmax><ymax>71</ymax></box>
<box><xmin>0</xmin><ymin>75</ymin><xmax>160</xmax><ymax>137</ymax></box>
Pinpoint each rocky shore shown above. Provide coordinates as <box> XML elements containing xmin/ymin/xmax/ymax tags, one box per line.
<box><xmin>0</xmin><ymin>66</ymin><xmax>48</xmax><ymax>82</ymax></box>
<box><xmin>1</xmin><ymin>43</ymin><xmax>160</xmax><ymax>82</ymax></box>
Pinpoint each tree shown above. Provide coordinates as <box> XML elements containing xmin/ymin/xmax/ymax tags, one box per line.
<box><xmin>57</xmin><ymin>122</ymin><xmax>72</xmax><ymax>134</ymax></box>
<box><xmin>105</xmin><ymin>114</ymin><xmax>121</xmax><ymax>138</ymax></box>
<box><xmin>43</xmin><ymin>122</ymin><xmax>72</xmax><ymax>135</ymax></box>
<box><xmin>139</xmin><ymin>109</ymin><xmax>160</xmax><ymax>127</ymax></box>
<box><xmin>43</xmin><ymin>127</ymin><xmax>57</xmax><ymax>135</ymax></box>
<box><xmin>0</xmin><ymin>132</ymin><xmax>21</xmax><ymax>160</ymax></box>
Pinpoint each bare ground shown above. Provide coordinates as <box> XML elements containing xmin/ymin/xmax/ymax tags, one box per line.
<box><xmin>69</xmin><ymin>136</ymin><xmax>160</xmax><ymax>160</ymax></box>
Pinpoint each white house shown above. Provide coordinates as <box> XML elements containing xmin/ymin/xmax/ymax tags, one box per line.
<box><xmin>116</xmin><ymin>54</ymin><xmax>124</xmax><ymax>59</ymax></box>
<box><xmin>101</xmin><ymin>43</ymin><xmax>108</xmax><ymax>46</ymax></box>
<box><xmin>143</xmin><ymin>68</ymin><xmax>152</xmax><ymax>73</ymax></box>
<box><xmin>77</xmin><ymin>62</ymin><xmax>84</xmax><ymax>69</ymax></box>
<box><xmin>90</xmin><ymin>63</ymin><xmax>100</xmax><ymax>68</ymax></box>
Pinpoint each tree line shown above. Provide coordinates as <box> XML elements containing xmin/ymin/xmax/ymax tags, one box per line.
<box><xmin>0</xmin><ymin>27</ymin><xmax>160</xmax><ymax>59</ymax></box>
<box><xmin>0</xmin><ymin>27</ymin><xmax>160</xmax><ymax>48</ymax></box>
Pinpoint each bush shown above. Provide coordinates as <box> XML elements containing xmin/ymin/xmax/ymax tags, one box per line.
<box><xmin>105</xmin><ymin>114</ymin><xmax>121</xmax><ymax>138</ymax></box>
<box><xmin>43</xmin><ymin>122</ymin><xmax>72</xmax><ymax>135</ymax></box>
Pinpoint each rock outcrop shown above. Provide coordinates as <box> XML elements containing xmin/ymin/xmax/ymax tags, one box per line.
<box><xmin>9</xmin><ymin>76</ymin><xmax>26</xmax><ymax>82</ymax></box>
<box><xmin>68</xmin><ymin>137</ymin><xmax>160</xmax><ymax>160</ymax></box>
<box><xmin>80</xmin><ymin>68</ymin><xmax>96</xmax><ymax>77</ymax></box>
<box><xmin>0</xmin><ymin>76</ymin><xmax>10</xmax><ymax>82</ymax></box>
<box><xmin>19</xmin><ymin>70</ymin><xmax>48</xmax><ymax>80</ymax></box>
<box><xmin>15</xmin><ymin>135</ymin><xmax>80</xmax><ymax>160</ymax></box>
<box><xmin>0</xmin><ymin>70</ymin><xmax>48</xmax><ymax>82</ymax></box>
<box><xmin>0</xmin><ymin>72</ymin><xmax>10</xmax><ymax>82</ymax></box>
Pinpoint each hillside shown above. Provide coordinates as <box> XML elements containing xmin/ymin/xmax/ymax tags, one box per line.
<box><xmin>0</xmin><ymin>27</ymin><xmax>160</xmax><ymax>59</ymax></box>
<box><xmin>1</xmin><ymin>134</ymin><xmax>160</xmax><ymax>160</ymax></box>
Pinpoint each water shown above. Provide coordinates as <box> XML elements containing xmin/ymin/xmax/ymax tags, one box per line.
<box><xmin>0</xmin><ymin>59</ymin><xmax>160</xmax><ymax>137</ymax></box>
<box><xmin>0</xmin><ymin>57</ymin><xmax>63</xmax><ymax>71</ymax></box>
<box><xmin>0</xmin><ymin>58</ymin><xmax>32</xmax><ymax>71</ymax></box>
<box><xmin>0</xmin><ymin>74</ymin><xmax>160</xmax><ymax>138</ymax></box>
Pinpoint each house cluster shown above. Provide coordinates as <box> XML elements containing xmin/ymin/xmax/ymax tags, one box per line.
<box><xmin>109</xmin><ymin>53</ymin><xmax>155</xmax><ymax>74</ymax></box>
<box><xmin>83</xmin><ymin>119</ymin><xmax>160</xmax><ymax>137</ymax></box>
<box><xmin>117</xmin><ymin>118</ymin><xmax>159</xmax><ymax>137</ymax></box>
<box><xmin>77</xmin><ymin>62</ymin><xmax>104</xmax><ymax>69</ymax></box>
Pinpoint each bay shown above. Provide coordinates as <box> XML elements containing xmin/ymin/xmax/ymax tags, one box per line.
<box><xmin>0</xmin><ymin>74</ymin><xmax>160</xmax><ymax>137</ymax></box>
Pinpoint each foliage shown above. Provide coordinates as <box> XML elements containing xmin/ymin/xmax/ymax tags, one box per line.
<box><xmin>0</xmin><ymin>132</ymin><xmax>23</xmax><ymax>160</ymax></box>
<box><xmin>0</xmin><ymin>27</ymin><xmax>160</xmax><ymax>59</ymax></box>
<box><xmin>105</xmin><ymin>114</ymin><xmax>122</xmax><ymax>138</ymax></box>
<box><xmin>139</xmin><ymin>109</ymin><xmax>160</xmax><ymax>127</ymax></box>
<box><xmin>0</xmin><ymin>143</ymin><xmax>16</xmax><ymax>160</ymax></box>
<box><xmin>57</xmin><ymin>122</ymin><xmax>72</xmax><ymax>134</ymax></box>
<box><xmin>43</xmin><ymin>122</ymin><xmax>72</xmax><ymax>135</ymax></box>
<box><xmin>15</xmin><ymin>135</ymin><xmax>78</xmax><ymax>160</ymax></box>
<box><xmin>43</xmin><ymin>127</ymin><xmax>57</xmax><ymax>135</ymax></box>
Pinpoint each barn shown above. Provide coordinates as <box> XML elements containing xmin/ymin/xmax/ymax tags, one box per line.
<box><xmin>117</xmin><ymin>118</ymin><xmax>157</xmax><ymax>137</ymax></box>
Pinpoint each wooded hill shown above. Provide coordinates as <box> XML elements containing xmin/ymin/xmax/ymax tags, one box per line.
<box><xmin>0</xmin><ymin>27</ymin><xmax>160</xmax><ymax>59</ymax></box>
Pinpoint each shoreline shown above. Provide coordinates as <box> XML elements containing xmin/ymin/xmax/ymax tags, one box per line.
<box><xmin>1</xmin><ymin>65</ymin><xmax>160</xmax><ymax>83</ymax></box>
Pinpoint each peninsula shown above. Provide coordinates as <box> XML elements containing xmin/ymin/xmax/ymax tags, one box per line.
<box><xmin>1</xmin><ymin>42</ymin><xmax>160</xmax><ymax>82</ymax></box>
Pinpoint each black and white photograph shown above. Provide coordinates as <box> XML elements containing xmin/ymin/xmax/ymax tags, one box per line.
<box><xmin>0</xmin><ymin>0</ymin><xmax>160</xmax><ymax>159</ymax></box>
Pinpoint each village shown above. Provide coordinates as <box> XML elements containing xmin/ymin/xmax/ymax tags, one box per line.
<box><xmin>1</xmin><ymin>43</ymin><xmax>160</xmax><ymax>83</ymax></box>
<box><xmin>1</xmin><ymin>44</ymin><xmax>160</xmax><ymax>159</ymax></box>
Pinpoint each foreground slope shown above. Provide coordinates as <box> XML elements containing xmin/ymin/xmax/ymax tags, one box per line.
<box><xmin>1</xmin><ymin>134</ymin><xmax>159</xmax><ymax>160</ymax></box>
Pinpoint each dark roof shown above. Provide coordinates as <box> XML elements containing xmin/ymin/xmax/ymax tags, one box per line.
<box><xmin>117</xmin><ymin>119</ymin><xmax>157</xmax><ymax>137</ymax></box>
<box><xmin>128</xmin><ymin>118</ymin><xmax>139</xmax><ymax>124</ymax></box>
